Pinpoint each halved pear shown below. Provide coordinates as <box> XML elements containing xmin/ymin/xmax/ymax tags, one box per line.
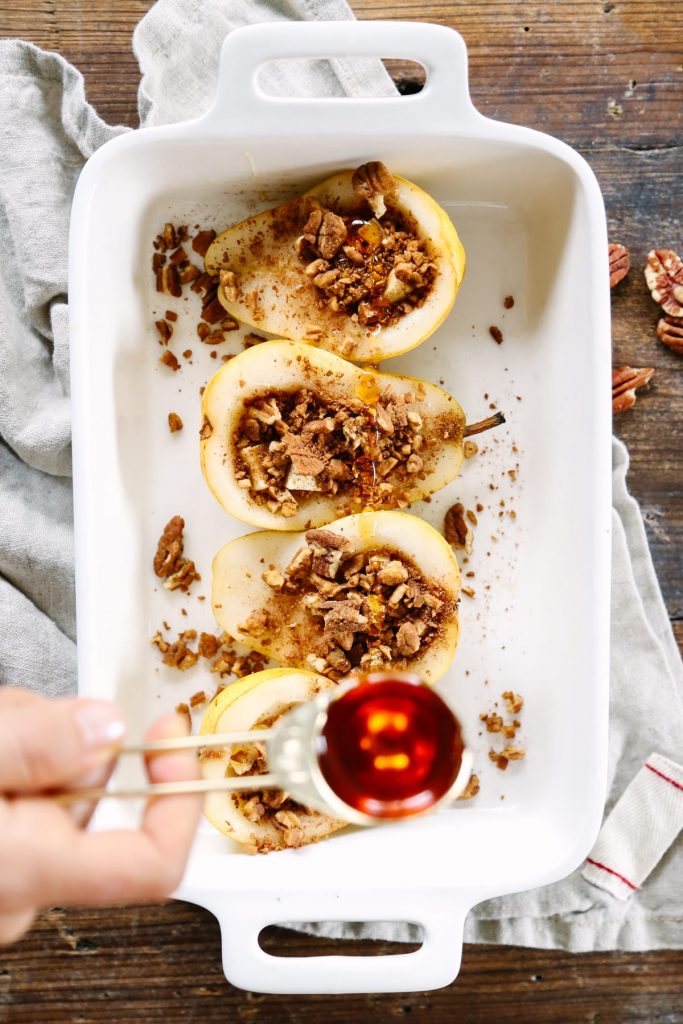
<box><xmin>204</xmin><ymin>162</ymin><xmax>465</xmax><ymax>362</ymax></box>
<box><xmin>199</xmin><ymin>668</ymin><xmax>346</xmax><ymax>852</ymax></box>
<box><xmin>200</xmin><ymin>339</ymin><xmax>466</xmax><ymax>531</ymax></box>
<box><xmin>212</xmin><ymin>511</ymin><xmax>460</xmax><ymax>686</ymax></box>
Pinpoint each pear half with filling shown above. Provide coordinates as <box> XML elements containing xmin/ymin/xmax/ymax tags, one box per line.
<box><xmin>201</xmin><ymin>339</ymin><xmax>466</xmax><ymax>531</ymax></box>
<box><xmin>212</xmin><ymin>511</ymin><xmax>460</xmax><ymax>685</ymax></box>
<box><xmin>204</xmin><ymin>161</ymin><xmax>465</xmax><ymax>362</ymax></box>
<box><xmin>200</xmin><ymin>668</ymin><xmax>346</xmax><ymax>852</ymax></box>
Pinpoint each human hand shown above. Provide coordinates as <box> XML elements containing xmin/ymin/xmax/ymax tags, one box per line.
<box><xmin>0</xmin><ymin>686</ymin><xmax>202</xmax><ymax>944</ymax></box>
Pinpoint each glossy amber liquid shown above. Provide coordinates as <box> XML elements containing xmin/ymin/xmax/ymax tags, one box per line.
<box><xmin>317</xmin><ymin>675</ymin><xmax>464</xmax><ymax>819</ymax></box>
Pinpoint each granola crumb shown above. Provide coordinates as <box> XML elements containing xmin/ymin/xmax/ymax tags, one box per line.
<box><xmin>463</xmin><ymin>440</ymin><xmax>478</xmax><ymax>459</ymax></box>
<box><xmin>168</xmin><ymin>412</ymin><xmax>183</xmax><ymax>433</ymax></box>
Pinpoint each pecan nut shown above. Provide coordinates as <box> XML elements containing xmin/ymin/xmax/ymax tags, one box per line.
<box><xmin>612</xmin><ymin>365</ymin><xmax>655</xmax><ymax>414</ymax></box>
<box><xmin>656</xmin><ymin>316</ymin><xmax>683</xmax><ymax>355</ymax></box>
<box><xmin>608</xmin><ymin>242</ymin><xmax>630</xmax><ymax>287</ymax></box>
<box><xmin>302</xmin><ymin>205</ymin><xmax>347</xmax><ymax>260</ymax></box>
<box><xmin>644</xmin><ymin>249</ymin><xmax>683</xmax><ymax>317</ymax></box>
<box><xmin>444</xmin><ymin>502</ymin><xmax>473</xmax><ymax>554</ymax></box>
<box><xmin>351</xmin><ymin>161</ymin><xmax>397</xmax><ymax>218</ymax></box>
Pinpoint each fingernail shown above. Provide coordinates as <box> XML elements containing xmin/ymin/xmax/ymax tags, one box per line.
<box><xmin>73</xmin><ymin>701</ymin><xmax>127</xmax><ymax>750</ymax></box>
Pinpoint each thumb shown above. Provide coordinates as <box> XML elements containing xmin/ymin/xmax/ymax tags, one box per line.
<box><xmin>0</xmin><ymin>697</ymin><xmax>126</xmax><ymax>792</ymax></box>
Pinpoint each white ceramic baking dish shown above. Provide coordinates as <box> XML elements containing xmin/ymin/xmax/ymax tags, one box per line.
<box><xmin>69</xmin><ymin>21</ymin><xmax>612</xmax><ymax>995</ymax></box>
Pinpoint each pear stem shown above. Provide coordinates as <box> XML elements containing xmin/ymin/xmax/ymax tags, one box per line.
<box><xmin>463</xmin><ymin>412</ymin><xmax>506</xmax><ymax>438</ymax></box>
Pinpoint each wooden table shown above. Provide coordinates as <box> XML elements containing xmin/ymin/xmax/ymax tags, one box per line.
<box><xmin>1</xmin><ymin>2</ymin><xmax>681</xmax><ymax>1020</ymax></box>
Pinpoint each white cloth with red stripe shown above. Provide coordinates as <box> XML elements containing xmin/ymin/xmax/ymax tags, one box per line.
<box><xmin>0</xmin><ymin>0</ymin><xmax>681</xmax><ymax>951</ymax></box>
<box><xmin>582</xmin><ymin>754</ymin><xmax>683</xmax><ymax>900</ymax></box>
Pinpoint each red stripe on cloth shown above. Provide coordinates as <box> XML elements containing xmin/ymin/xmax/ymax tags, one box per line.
<box><xmin>646</xmin><ymin>762</ymin><xmax>683</xmax><ymax>793</ymax></box>
<box><xmin>585</xmin><ymin>858</ymin><xmax>637</xmax><ymax>891</ymax></box>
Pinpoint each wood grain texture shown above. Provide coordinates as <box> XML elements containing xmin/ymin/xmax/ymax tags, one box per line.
<box><xmin>0</xmin><ymin>1</ymin><xmax>681</xmax><ymax>1019</ymax></box>
<box><xmin>2</xmin><ymin>902</ymin><xmax>683</xmax><ymax>1023</ymax></box>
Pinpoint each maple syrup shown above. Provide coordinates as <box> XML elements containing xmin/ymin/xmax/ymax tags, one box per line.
<box><xmin>317</xmin><ymin>674</ymin><xmax>464</xmax><ymax>819</ymax></box>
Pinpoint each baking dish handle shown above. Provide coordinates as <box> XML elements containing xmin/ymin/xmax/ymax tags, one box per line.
<box><xmin>197</xmin><ymin>20</ymin><xmax>482</xmax><ymax>136</ymax></box>
<box><xmin>183</xmin><ymin>887</ymin><xmax>474</xmax><ymax>994</ymax></box>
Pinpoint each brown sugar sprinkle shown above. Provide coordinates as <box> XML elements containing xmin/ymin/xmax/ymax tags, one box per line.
<box><xmin>152</xmin><ymin>515</ymin><xmax>201</xmax><ymax>593</ymax></box>
<box><xmin>489</xmin><ymin>325</ymin><xmax>504</xmax><ymax>345</ymax></box>
<box><xmin>168</xmin><ymin>412</ymin><xmax>183</xmax><ymax>433</ymax></box>
<box><xmin>457</xmin><ymin>773</ymin><xmax>480</xmax><ymax>800</ymax></box>
<box><xmin>160</xmin><ymin>350</ymin><xmax>180</xmax><ymax>372</ymax></box>
<box><xmin>240</xmin><ymin>529</ymin><xmax>454</xmax><ymax>681</ymax></box>
<box><xmin>503</xmin><ymin>295</ymin><xmax>515</xmax><ymax>309</ymax></box>
<box><xmin>234</xmin><ymin>379</ymin><xmax>461</xmax><ymax>518</ymax></box>
<box><xmin>189</xmin><ymin>690</ymin><xmax>208</xmax><ymax>709</ymax></box>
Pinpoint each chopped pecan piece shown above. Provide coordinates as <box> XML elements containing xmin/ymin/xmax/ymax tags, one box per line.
<box><xmin>273</xmin><ymin>809</ymin><xmax>305</xmax><ymax>847</ymax></box>
<box><xmin>608</xmin><ymin>242</ymin><xmax>631</xmax><ymax>287</ymax></box>
<box><xmin>396</xmin><ymin>621</ymin><xmax>421</xmax><ymax>656</ymax></box>
<box><xmin>243</xmin><ymin>796</ymin><xmax>266</xmax><ymax>823</ymax></box>
<box><xmin>644</xmin><ymin>249</ymin><xmax>683</xmax><ymax>317</ymax></box>
<box><xmin>158</xmin><ymin>264</ymin><xmax>182</xmax><ymax>297</ymax></box>
<box><xmin>159</xmin><ymin>350</ymin><xmax>180</xmax><ymax>372</ymax></box>
<box><xmin>192</xmin><ymin>229</ymin><xmax>217</xmax><ymax>257</ymax></box>
<box><xmin>480</xmin><ymin>712</ymin><xmax>503</xmax><ymax>733</ymax></box>
<box><xmin>241</xmin><ymin>608</ymin><xmax>271</xmax><ymax>639</ymax></box>
<box><xmin>502</xmin><ymin>691</ymin><xmax>524</xmax><ymax>714</ymax></box>
<box><xmin>220</xmin><ymin>269</ymin><xmax>238</xmax><ymax>303</ymax></box>
<box><xmin>153</xmin><ymin>516</ymin><xmax>200</xmax><ymax>592</ymax></box>
<box><xmin>489</xmin><ymin>325</ymin><xmax>503</xmax><ymax>345</ymax></box>
<box><xmin>168</xmin><ymin>412</ymin><xmax>183</xmax><ymax>433</ymax></box>
<box><xmin>351</xmin><ymin>161</ymin><xmax>397</xmax><ymax>218</ymax></box>
<box><xmin>153</xmin><ymin>516</ymin><xmax>184</xmax><ymax>578</ymax></box>
<box><xmin>174</xmin><ymin>702</ymin><xmax>192</xmax><ymax>729</ymax></box>
<box><xmin>444</xmin><ymin>502</ymin><xmax>473</xmax><ymax>553</ymax></box>
<box><xmin>305</xmin><ymin>528</ymin><xmax>349</xmax><ymax>551</ymax></box>
<box><xmin>198</xmin><ymin>633</ymin><xmax>220</xmax><ymax>659</ymax></box>
<box><xmin>376</xmin><ymin>559</ymin><xmax>409</xmax><ymax>586</ymax></box>
<box><xmin>303</xmin><ymin>205</ymin><xmax>347</xmax><ymax>260</ymax></box>
<box><xmin>656</xmin><ymin>316</ymin><xmax>683</xmax><ymax>355</ymax></box>
<box><xmin>612</xmin><ymin>365</ymin><xmax>655</xmax><ymax>414</ymax></box>
<box><xmin>457</xmin><ymin>773</ymin><xmax>480</xmax><ymax>800</ymax></box>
